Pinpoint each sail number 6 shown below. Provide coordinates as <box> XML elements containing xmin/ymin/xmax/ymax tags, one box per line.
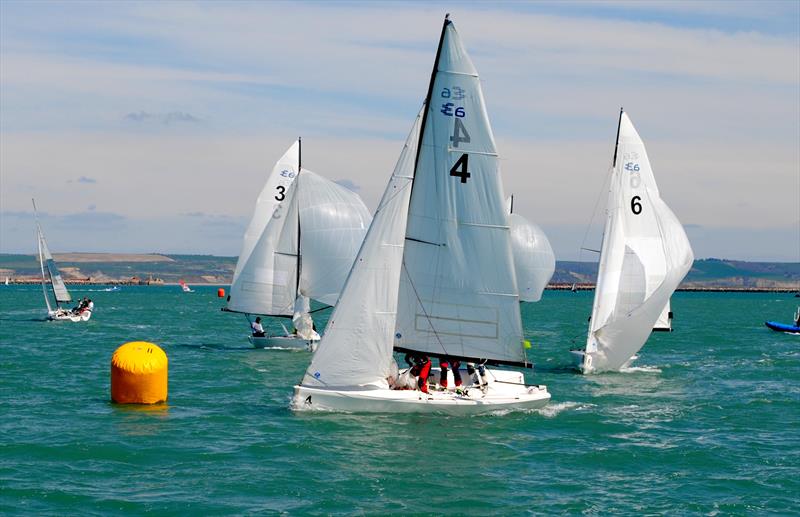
<box><xmin>631</xmin><ymin>195</ymin><xmax>642</xmax><ymax>215</ymax></box>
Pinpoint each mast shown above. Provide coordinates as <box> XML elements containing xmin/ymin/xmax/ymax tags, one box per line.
<box><xmin>296</xmin><ymin>137</ymin><xmax>302</xmax><ymax>299</ymax></box>
<box><xmin>411</xmin><ymin>14</ymin><xmax>451</xmax><ymax>190</ymax></box>
<box><xmin>32</xmin><ymin>199</ymin><xmax>53</xmax><ymax>312</ymax></box>
<box><xmin>611</xmin><ymin>107</ymin><xmax>624</xmax><ymax>167</ymax></box>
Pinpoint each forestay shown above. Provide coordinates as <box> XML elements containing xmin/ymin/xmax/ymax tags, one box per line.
<box><xmin>585</xmin><ymin>111</ymin><xmax>693</xmax><ymax>372</ymax></box>
<box><xmin>394</xmin><ymin>20</ymin><xmax>527</xmax><ymax>366</ymax></box>
<box><xmin>506</xmin><ymin>197</ymin><xmax>556</xmax><ymax>303</ymax></box>
<box><xmin>302</xmin><ymin>110</ymin><xmax>423</xmax><ymax>388</ymax></box>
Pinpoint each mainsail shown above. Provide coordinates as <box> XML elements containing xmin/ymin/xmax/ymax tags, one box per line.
<box><xmin>302</xmin><ymin>110</ymin><xmax>423</xmax><ymax>388</ymax></box>
<box><xmin>507</xmin><ymin>196</ymin><xmax>556</xmax><ymax>302</ymax></box>
<box><xmin>232</xmin><ymin>141</ymin><xmax>300</xmax><ymax>285</ymax></box>
<box><xmin>227</xmin><ymin>145</ymin><xmax>371</xmax><ymax>318</ymax></box>
<box><xmin>33</xmin><ymin>201</ymin><xmax>72</xmax><ymax>308</ymax></box>
<box><xmin>392</xmin><ymin>18</ymin><xmax>527</xmax><ymax>366</ymax></box>
<box><xmin>583</xmin><ymin>110</ymin><xmax>693</xmax><ymax>372</ymax></box>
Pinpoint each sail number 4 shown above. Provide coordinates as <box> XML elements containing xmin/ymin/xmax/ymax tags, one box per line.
<box><xmin>450</xmin><ymin>154</ymin><xmax>470</xmax><ymax>183</ymax></box>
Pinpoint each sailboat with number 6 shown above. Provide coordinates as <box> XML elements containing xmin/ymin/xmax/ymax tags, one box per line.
<box><xmin>571</xmin><ymin>109</ymin><xmax>693</xmax><ymax>373</ymax></box>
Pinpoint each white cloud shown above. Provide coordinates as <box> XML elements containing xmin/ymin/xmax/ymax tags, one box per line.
<box><xmin>0</xmin><ymin>2</ymin><xmax>797</xmax><ymax>259</ymax></box>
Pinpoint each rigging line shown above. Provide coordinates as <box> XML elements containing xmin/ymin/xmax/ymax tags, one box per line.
<box><xmin>578</xmin><ymin>164</ymin><xmax>613</xmax><ymax>265</ymax></box>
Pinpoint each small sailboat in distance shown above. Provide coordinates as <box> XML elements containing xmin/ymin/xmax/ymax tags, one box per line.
<box><xmin>571</xmin><ymin>110</ymin><xmax>693</xmax><ymax>373</ymax></box>
<box><xmin>33</xmin><ymin>199</ymin><xmax>92</xmax><ymax>322</ymax></box>
<box><xmin>292</xmin><ymin>15</ymin><xmax>550</xmax><ymax>413</ymax></box>
<box><xmin>179</xmin><ymin>280</ymin><xmax>193</xmax><ymax>293</ymax></box>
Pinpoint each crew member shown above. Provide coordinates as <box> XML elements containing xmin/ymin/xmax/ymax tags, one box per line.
<box><xmin>439</xmin><ymin>357</ymin><xmax>463</xmax><ymax>389</ymax></box>
<box><xmin>405</xmin><ymin>353</ymin><xmax>431</xmax><ymax>394</ymax></box>
<box><xmin>251</xmin><ymin>317</ymin><xmax>266</xmax><ymax>337</ymax></box>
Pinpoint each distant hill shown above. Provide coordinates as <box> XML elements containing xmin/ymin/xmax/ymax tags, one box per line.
<box><xmin>1</xmin><ymin>254</ymin><xmax>798</xmax><ymax>290</ymax></box>
<box><xmin>553</xmin><ymin>258</ymin><xmax>799</xmax><ymax>290</ymax></box>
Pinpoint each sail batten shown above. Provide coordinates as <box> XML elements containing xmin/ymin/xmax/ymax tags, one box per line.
<box><xmin>583</xmin><ymin>112</ymin><xmax>693</xmax><ymax>372</ymax></box>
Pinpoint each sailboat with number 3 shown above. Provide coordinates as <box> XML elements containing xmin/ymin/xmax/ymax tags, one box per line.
<box><xmin>292</xmin><ymin>15</ymin><xmax>550</xmax><ymax>413</ymax></box>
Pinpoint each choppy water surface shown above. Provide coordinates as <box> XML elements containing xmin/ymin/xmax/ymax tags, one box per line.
<box><xmin>1</xmin><ymin>286</ymin><xmax>798</xmax><ymax>514</ymax></box>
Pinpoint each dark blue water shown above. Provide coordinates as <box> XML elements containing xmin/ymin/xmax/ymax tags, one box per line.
<box><xmin>1</xmin><ymin>285</ymin><xmax>798</xmax><ymax>514</ymax></box>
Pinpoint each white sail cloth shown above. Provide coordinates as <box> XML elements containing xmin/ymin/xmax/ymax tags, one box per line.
<box><xmin>585</xmin><ymin>112</ymin><xmax>693</xmax><ymax>372</ymax></box>
<box><xmin>233</xmin><ymin>141</ymin><xmax>300</xmax><ymax>284</ymax></box>
<box><xmin>302</xmin><ymin>110</ymin><xmax>423</xmax><ymax>388</ymax></box>
<box><xmin>37</xmin><ymin>226</ymin><xmax>71</xmax><ymax>303</ymax></box>
<box><xmin>227</xmin><ymin>168</ymin><xmax>371</xmax><ymax>316</ymax></box>
<box><xmin>394</xmin><ymin>21</ymin><xmax>526</xmax><ymax>365</ymax></box>
<box><xmin>654</xmin><ymin>300</ymin><xmax>671</xmax><ymax>330</ymax></box>
<box><xmin>506</xmin><ymin>203</ymin><xmax>555</xmax><ymax>303</ymax></box>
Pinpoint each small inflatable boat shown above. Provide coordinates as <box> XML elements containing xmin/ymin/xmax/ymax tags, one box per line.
<box><xmin>765</xmin><ymin>321</ymin><xmax>800</xmax><ymax>334</ymax></box>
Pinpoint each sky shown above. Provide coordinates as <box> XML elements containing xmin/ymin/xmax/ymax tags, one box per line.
<box><xmin>1</xmin><ymin>0</ymin><xmax>798</xmax><ymax>261</ymax></box>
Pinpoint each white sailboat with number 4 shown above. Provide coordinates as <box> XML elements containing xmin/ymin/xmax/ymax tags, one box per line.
<box><xmin>225</xmin><ymin>139</ymin><xmax>371</xmax><ymax>350</ymax></box>
<box><xmin>571</xmin><ymin>110</ymin><xmax>693</xmax><ymax>373</ymax></box>
<box><xmin>292</xmin><ymin>15</ymin><xmax>550</xmax><ymax>413</ymax></box>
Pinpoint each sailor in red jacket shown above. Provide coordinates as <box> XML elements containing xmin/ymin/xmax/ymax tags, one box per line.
<box><xmin>405</xmin><ymin>353</ymin><xmax>431</xmax><ymax>394</ymax></box>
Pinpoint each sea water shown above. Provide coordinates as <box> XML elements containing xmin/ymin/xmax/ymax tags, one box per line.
<box><xmin>1</xmin><ymin>286</ymin><xmax>797</xmax><ymax>514</ymax></box>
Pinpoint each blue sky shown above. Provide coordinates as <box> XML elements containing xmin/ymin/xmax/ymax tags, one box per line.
<box><xmin>1</xmin><ymin>1</ymin><xmax>798</xmax><ymax>260</ymax></box>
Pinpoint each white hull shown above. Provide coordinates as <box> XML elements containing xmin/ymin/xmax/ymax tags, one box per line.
<box><xmin>292</xmin><ymin>368</ymin><xmax>550</xmax><ymax>414</ymax></box>
<box><xmin>570</xmin><ymin>350</ymin><xmax>637</xmax><ymax>374</ymax></box>
<box><xmin>249</xmin><ymin>335</ymin><xmax>318</xmax><ymax>351</ymax></box>
<box><xmin>49</xmin><ymin>309</ymin><xmax>91</xmax><ymax>322</ymax></box>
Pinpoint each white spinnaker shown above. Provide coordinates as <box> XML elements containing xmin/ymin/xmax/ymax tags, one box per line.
<box><xmin>232</xmin><ymin>141</ymin><xmax>300</xmax><ymax>284</ymax></box>
<box><xmin>394</xmin><ymin>21</ymin><xmax>526</xmax><ymax>365</ymax></box>
<box><xmin>303</xmin><ymin>110</ymin><xmax>422</xmax><ymax>388</ymax></box>
<box><xmin>37</xmin><ymin>226</ymin><xmax>71</xmax><ymax>304</ymax></box>
<box><xmin>227</xmin><ymin>178</ymin><xmax>300</xmax><ymax>316</ymax></box>
<box><xmin>506</xmin><ymin>197</ymin><xmax>555</xmax><ymax>302</ymax></box>
<box><xmin>227</xmin><ymin>169</ymin><xmax>371</xmax><ymax>317</ymax></box>
<box><xmin>296</xmin><ymin>171</ymin><xmax>372</xmax><ymax>306</ymax></box>
<box><xmin>586</xmin><ymin>112</ymin><xmax>693</xmax><ymax>372</ymax></box>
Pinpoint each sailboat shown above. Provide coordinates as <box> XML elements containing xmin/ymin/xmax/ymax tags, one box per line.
<box><xmin>225</xmin><ymin>139</ymin><xmax>371</xmax><ymax>350</ymax></box>
<box><xmin>179</xmin><ymin>280</ymin><xmax>194</xmax><ymax>293</ymax></box>
<box><xmin>571</xmin><ymin>109</ymin><xmax>693</xmax><ymax>373</ymax></box>
<box><xmin>292</xmin><ymin>15</ymin><xmax>550</xmax><ymax>413</ymax></box>
<box><xmin>507</xmin><ymin>195</ymin><xmax>556</xmax><ymax>302</ymax></box>
<box><xmin>33</xmin><ymin>200</ymin><xmax>91</xmax><ymax>322</ymax></box>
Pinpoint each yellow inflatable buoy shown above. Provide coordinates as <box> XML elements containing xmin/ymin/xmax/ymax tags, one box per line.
<box><xmin>110</xmin><ymin>341</ymin><xmax>168</xmax><ymax>404</ymax></box>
